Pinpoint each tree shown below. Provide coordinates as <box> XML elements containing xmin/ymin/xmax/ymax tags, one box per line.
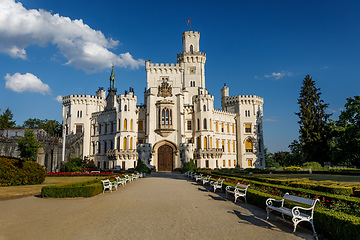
<box><xmin>288</xmin><ymin>140</ymin><xmax>304</xmax><ymax>166</ymax></box>
<box><xmin>0</xmin><ymin>108</ymin><xmax>16</xmax><ymax>129</ymax></box>
<box><xmin>17</xmin><ymin>129</ymin><xmax>43</xmax><ymax>160</ymax></box>
<box><xmin>264</xmin><ymin>148</ymin><xmax>280</xmax><ymax>168</ymax></box>
<box><xmin>330</xmin><ymin>96</ymin><xmax>360</xmax><ymax>166</ymax></box>
<box><xmin>22</xmin><ymin>118</ymin><xmax>62</xmax><ymax>136</ymax></box>
<box><xmin>295</xmin><ymin>75</ymin><xmax>331</xmax><ymax>165</ymax></box>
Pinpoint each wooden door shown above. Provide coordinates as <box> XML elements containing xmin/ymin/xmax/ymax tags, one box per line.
<box><xmin>158</xmin><ymin>145</ymin><xmax>173</xmax><ymax>171</ymax></box>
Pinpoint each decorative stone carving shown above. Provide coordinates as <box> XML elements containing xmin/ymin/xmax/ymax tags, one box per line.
<box><xmin>157</xmin><ymin>81</ymin><xmax>172</xmax><ymax>98</ymax></box>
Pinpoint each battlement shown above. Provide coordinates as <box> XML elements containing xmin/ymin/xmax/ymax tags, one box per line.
<box><xmin>183</xmin><ymin>31</ymin><xmax>200</xmax><ymax>38</ymax></box>
<box><xmin>145</xmin><ymin>61</ymin><xmax>183</xmax><ymax>73</ymax></box>
<box><xmin>62</xmin><ymin>94</ymin><xmax>105</xmax><ymax>105</ymax></box>
<box><xmin>224</xmin><ymin>95</ymin><xmax>263</xmax><ymax>105</ymax></box>
<box><xmin>213</xmin><ymin>109</ymin><xmax>236</xmax><ymax>117</ymax></box>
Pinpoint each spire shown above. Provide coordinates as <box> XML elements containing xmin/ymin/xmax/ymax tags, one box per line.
<box><xmin>109</xmin><ymin>65</ymin><xmax>116</xmax><ymax>90</ymax></box>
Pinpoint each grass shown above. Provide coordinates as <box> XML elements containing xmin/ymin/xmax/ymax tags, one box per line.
<box><xmin>0</xmin><ymin>176</ymin><xmax>100</xmax><ymax>200</ymax></box>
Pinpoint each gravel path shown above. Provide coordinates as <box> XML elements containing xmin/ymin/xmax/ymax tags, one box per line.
<box><xmin>0</xmin><ymin>173</ymin><xmax>315</xmax><ymax>240</ymax></box>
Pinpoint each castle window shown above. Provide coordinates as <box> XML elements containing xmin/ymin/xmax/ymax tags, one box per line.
<box><xmin>97</xmin><ymin>142</ymin><xmax>101</xmax><ymax>154</ymax></box>
<box><xmin>203</xmin><ymin>105</ymin><xmax>206</xmax><ymax>111</ymax></box>
<box><xmin>190</xmin><ymin>45</ymin><xmax>193</xmax><ymax>54</ymax></box>
<box><xmin>162</xmin><ymin>109</ymin><xmax>165</xmax><ymax>125</ymax></box>
<box><xmin>98</xmin><ymin>123</ymin><xmax>101</xmax><ymax>134</ymax></box>
<box><xmin>216</xmin><ymin>140</ymin><xmax>219</xmax><ymax>148</ymax></box>
<box><xmin>247</xmin><ymin>159</ymin><xmax>253</xmax><ymax>167</ymax></box>
<box><xmin>130</xmin><ymin>119</ymin><xmax>133</xmax><ymax>130</ymax></box>
<box><xmin>245</xmin><ymin>138</ymin><xmax>253</xmax><ymax>152</ymax></box>
<box><xmin>76</xmin><ymin>125</ymin><xmax>82</xmax><ymax>135</ymax></box>
<box><xmin>110</xmin><ymin>140</ymin><xmax>113</xmax><ymax>150</ymax></box>
<box><xmin>93</xmin><ymin>124</ymin><xmax>96</xmax><ymax>135</ymax></box>
<box><xmin>227</xmin><ymin>124</ymin><xmax>229</xmax><ymax>133</ymax></box>
<box><xmin>233</xmin><ymin>142</ymin><xmax>236</xmax><ymax>152</ymax></box>
<box><xmin>222</xmin><ymin>140</ymin><xmax>224</xmax><ymax>151</ymax></box>
<box><xmin>206</xmin><ymin>160</ymin><xmax>209</xmax><ymax>168</ymax></box>
<box><xmin>165</xmin><ymin>109</ymin><xmax>169</xmax><ymax>124</ymax></box>
<box><xmin>130</xmin><ymin>137</ymin><xmax>133</xmax><ymax>150</ymax></box>
<box><xmin>169</xmin><ymin>110</ymin><xmax>172</xmax><ymax>125</ymax></box>
<box><xmin>187</xmin><ymin>120</ymin><xmax>192</xmax><ymax>130</ymax></box>
<box><xmin>124</xmin><ymin>105</ymin><xmax>127</xmax><ymax>111</ymax></box>
<box><xmin>92</xmin><ymin>142</ymin><xmax>95</xmax><ymax>154</ymax></box>
<box><xmin>223</xmin><ymin>160</ymin><xmax>225</xmax><ymax>167</ymax></box>
<box><xmin>209</xmin><ymin>119</ymin><xmax>212</xmax><ymax>130</ymax></box>
<box><xmin>210</xmin><ymin>137</ymin><xmax>212</xmax><ymax>149</ymax></box>
<box><xmin>245</xmin><ymin>124</ymin><xmax>251</xmax><ymax>133</ymax></box>
<box><xmin>216</xmin><ymin>122</ymin><xmax>218</xmax><ymax>132</ymax></box>
<box><xmin>105</xmin><ymin>123</ymin><xmax>108</xmax><ymax>133</ymax></box>
<box><xmin>197</xmin><ymin>119</ymin><xmax>200</xmax><ymax>130</ymax></box>
<box><xmin>124</xmin><ymin>119</ymin><xmax>127</xmax><ymax>130</ymax></box>
<box><xmin>123</xmin><ymin>137</ymin><xmax>127</xmax><ymax>150</ymax></box>
<box><xmin>228</xmin><ymin>141</ymin><xmax>230</xmax><ymax>152</ymax></box>
<box><xmin>204</xmin><ymin>137</ymin><xmax>207</xmax><ymax>149</ymax></box>
<box><xmin>104</xmin><ymin>141</ymin><xmax>107</xmax><ymax>153</ymax></box>
<box><xmin>232</xmin><ymin>124</ymin><xmax>235</xmax><ymax>133</ymax></box>
<box><xmin>234</xmin><ymin>160</ymin><xmax>236</xmax><ymax>167</ymax></box>
<box><xmin>117</xmin><ymin>137</ymin><xmax>120</xmax><ymax>150</ymax></box>
<box><xmin>221</xmin><ymin>123</ymin><xmax>224</xmax><ymax>132</ymax></box>
<box><xmin>228</xmin><ymin>160</ymin><xmax>231</xmax><ymax>167</ymax></box>
<box><xmin>203</xmin><ymin>118</ymin><xmax>207</xmax><ymax>130</ymax></box>
<box><xmin>197</xmin><ymin>137</ymin><xmax>201</xmax><ymax>149</ymax></box>
<box><xmin>245</xmin><ymin>110</ymin><xmax>250</xmax><ymax>117</ymax></box>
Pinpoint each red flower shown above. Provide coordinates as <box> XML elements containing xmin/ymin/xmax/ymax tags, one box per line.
<box><xmin>275</xmin><ymin>188</ymin><xmax>277</xmax><ymax>191</ymax></box>
<box><xmin>298</xmin><ymin>193</ymin><xmax>301</xmax><ymax>196</ymax></box>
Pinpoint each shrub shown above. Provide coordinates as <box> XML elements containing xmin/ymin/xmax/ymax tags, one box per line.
<box><xmin>181</xmin><ymin>159</ymin><xmax>197</xmax><ymax>173</ymax></box>
<box><xmin>284</xmin><ymin>166</ymin><xmax>301</xmax><ymax>171</ymax></box>
<box><xmin>303</xmin><ymin>161</ymin><xmax>322</xmax><ymax>169</ymax></box>
<box><xmin>41</xmin><ymin>179</ymin><xmax>103</xmax><ymax>198</ymax></box>
<box><xmin>0</xmin><ymin>157</ymin><xmax>46</xmax><ymax>186</ymax></box>
<box><xmin>135</xmin><ymin>158</ymin><xmax>151</xmax><ymax>174</ymax></box>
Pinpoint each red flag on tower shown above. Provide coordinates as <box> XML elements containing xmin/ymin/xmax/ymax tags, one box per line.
<box><xmin>187</xmin><ymin>18</ymin><xmax>190</xmax><ymax>26</ymax></box>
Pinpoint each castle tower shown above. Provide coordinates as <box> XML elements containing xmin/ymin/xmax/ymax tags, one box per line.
<box><xmin>105</xmin><ymin>67</ymin><xmax>117</xmax><ymax>111</ymax></box>
<box><xmin>177</xmin><ymin>31</ymin><xmax>207</xmax><ymax>103</ymax></box>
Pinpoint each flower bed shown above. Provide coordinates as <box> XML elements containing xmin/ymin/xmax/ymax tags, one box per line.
<box><xmin>46</xmin><ymin>172</ymin><xmax>114</xmax><ymax>177</ymax></box>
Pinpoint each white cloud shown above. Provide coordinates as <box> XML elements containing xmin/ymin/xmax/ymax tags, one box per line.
<box><xmin>264</xmin><ymin>71</ymin><xmax>293</xmax><ymax>80</ymax></box>
<box><xmin>4</xmin><ymin>73</ymin><xmax>51</xmax><ymax>94</ymax></box>
<box><xmin>55</xmin><ymin>95</ymin><xmax>62</xmax><ymax>103</ymax></box>
<box><xmin>0</xmin><ymin>0</ymin><xmax>144</xmax><ymax>73</ymax></box>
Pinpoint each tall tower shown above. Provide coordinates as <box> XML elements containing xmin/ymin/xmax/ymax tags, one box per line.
<box><xmin>177</xmin><ymin>31</ymin><xmax>207</xmax><ymax>103</ymax></box>
<box><xmin>105</xmin><ymin>66</ymin><xmax>117</xmax><ymax>111</ymax></box>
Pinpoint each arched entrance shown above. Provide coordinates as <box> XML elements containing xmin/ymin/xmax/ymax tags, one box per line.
<box><xmin>158</xmin><ymin>145</ymin><xmax>173</xmax><ymax>171</ymax></box>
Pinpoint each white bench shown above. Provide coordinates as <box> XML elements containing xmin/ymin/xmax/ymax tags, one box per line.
<box><xmin>225</xmin><ymin>183</ymin><xmax>250</xmax><ymax>203</ymax></box>
<box><xmin>195</xmin><ymin>173</ymin><xmax>204</xmax><ymax>182</ymax></box>
<box><xmin>115</xmin><ymin>176</ymin><xmax>126</xmax><ymax>187</ymax></box>
<box><xmin>210</xmin><ymin>178</ymin><xmax>224</xmax><ymax>192</ymax></box>
<box><xmin>266</xmin><ymin>193</ymin><xmax>320</xmax><ymax>239</ymax></box>
<box><xmin>202</xmin><ymin>175</ymin><xmax>211</xmax><ymax>185</ymax></box>
<box><xmin>101</xmin><ymin>179</ymin><xmax>116</xmax><ymax>193</ymax></box>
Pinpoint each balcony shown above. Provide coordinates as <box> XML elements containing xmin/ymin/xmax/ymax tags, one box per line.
<box><xmin>194</xmin><ymin>148</ymin><xmax>223</xmax><ymax>159</ymax></box>
<box><xmin>107</xmin><ymin>149</ymin><xmax>138</xmax><ymax>160</ymax></box>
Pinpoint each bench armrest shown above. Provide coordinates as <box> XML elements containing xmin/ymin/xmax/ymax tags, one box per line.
<box><xmin>266</xmin><ymin>198</ymin><xmax>284</xmax><ymax>207</ymax></box>
<box><xmin>291</xmin><ymin>205</ymin><xmax>314</xmax><ymax>219</ymax></box>
<box><xmin>225</xmin><ymin>186</ymin><xmax>235</xmax><ymax>191</ymax></box>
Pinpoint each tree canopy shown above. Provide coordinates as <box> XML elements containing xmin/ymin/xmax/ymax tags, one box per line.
<box><xmin>295</xmin><ymin>75</ymin><xmax>331</xmax><ymax>165</ymax></box>
<box><xmin>22</xmin><ymin>118</ymin><xmax>62</xmax><ymax>136</ymax></box>
<box><xmin>0</xmin><ymin>108</ymin><xmax>16</xmax><ymax>129</ymax></box>
<box><xmin>17</xmin><ymin>129</ymin><xmax>43</xmax><ymax>160</ymax></box>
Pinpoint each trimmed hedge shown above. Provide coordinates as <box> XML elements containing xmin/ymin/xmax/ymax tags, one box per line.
<box><xmin>0</xmin><ymin>157</ymin><xmax>46</xmax><ymax>186</ymax></box>
<box><xmin>41</xmin><ymin>179</ymin><xmax>104</xmax><ymax>198</ymax></box>
<box><xmin>217</xmin><ymin>179</ymin><xmax>360</xmax><ymax>240</ymax></box>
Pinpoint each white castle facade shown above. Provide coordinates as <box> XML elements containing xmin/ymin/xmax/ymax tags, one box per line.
<box><xmin>62</xmin><ymin>31</ymin><xmax>264</xmax><ymax>171</ymax></box>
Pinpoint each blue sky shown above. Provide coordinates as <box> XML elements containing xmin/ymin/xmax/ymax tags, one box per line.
<box><xmin>1</xmin><ymin>0</ymin><xmax>360</xmax><ymax>153</ymax></box>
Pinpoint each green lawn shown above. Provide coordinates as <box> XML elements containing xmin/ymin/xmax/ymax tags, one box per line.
<box><xmin>0</xmin><ymin>176</ymin><xmax>100</xmax><ymax>200</ymax></box>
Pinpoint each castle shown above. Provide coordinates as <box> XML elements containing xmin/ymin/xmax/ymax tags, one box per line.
<box><xmin>62</xmin><ymin>31</ymin><xmax>264</xmax><ymax>171</ymax></box>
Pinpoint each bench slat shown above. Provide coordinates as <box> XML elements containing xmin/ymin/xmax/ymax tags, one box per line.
<box><xmin>283</xmin><ymin>193</ymin><xmax>315</xmax><ymax>206</ymax></box>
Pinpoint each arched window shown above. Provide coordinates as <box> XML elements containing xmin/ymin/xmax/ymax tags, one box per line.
<box><xmin>165</xmin><ymin>109</ymin><xmax>169</xmax><ymax>125</ymax></box>
<box><xmin>210</xmin><ymin>137</ymin><xmax>212</xmax><ymax>149</ymax></box>
<box><xmin>228</xmin><ymin>141</ymin><xmax>230</xmax><ymax>152</ymax></box>
<box><xmin>92</xmin><ymin>142</ymin><xmax>95</xmax><ymax>154</ymax></box>
<box><xmin>216</xmin><ymin>140</ymin><xmax>219</xmax><ymax>148</ymax></box>
<box><xmin>245</xmin><ymin>138</ymin><xmax>253</xmax><ymax>152</ymax></box>
<box><xmin>97</xmin><ymin>142</ymin><xmax>101</xmax><ymax>154</ymax></box>
<box><xmin>130</xmin><ymin>119</ymin><xmax>133</xmax><ymax>130</ymax></box>
<box><xmin>203</xmin><ymin>105</ymin><xmax>206</xmax><ymax>111</ymax></box>
<box><xmin>162</xmin><ymin>109</ymin><xmax>165</xmax><ymax>125</ymax></box>
<box><xmin>123</xmin><ymin>137</ymin><xmax>127</xmax><ymax>150</ymax></box>
<box><xmin>124</xmin><ymin>119</ymin><xmax>127</xmax><ymax>130</ymax></box>
<box><xmin>130</xmin><ymin>137</ymin><xmax>133</xmax><ymax>150</ymax></box>
<box><xmin>216</xmin><ymin>122</ymin><xmax>218</xmax><ymax>132</ymax></box>
<box><xmin>209</xmin><ymin>119</ymin><xmax>212</xmax><ymax>129</ymax></box>
<box><xmin>233</xmin><ymin>142</ymin><xmax>236</xmax><ymax>152</ymax></box>
<box><xmin>197</xmin><ymin>119</ymin><xmax>200</xmax><ymax>130</ymax></box>
<box><xmin>169</xmin><ymin>110</ymin><xmax>172</xmax><ymax>125</ymax></box>
<box><xmin>203</xmin><ymin>118</ymin><xmax>207</xmax><ymax>129</ymax></box>
<box><xmin>124</xmin><ymin>105</ymin><xmax>127</xmax><ymax>111</ymax></box>
<box><xmin>190</xmin><ymin>45</ymin><xmax>193</xmax><ymax>54</ymax></box>
<box><xmin>204</xmin><ymin>137</ymin><xmax>207</xmax><ymax>149</ymax></box>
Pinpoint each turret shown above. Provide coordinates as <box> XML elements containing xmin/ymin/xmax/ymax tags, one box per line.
<box><xmin>221</xmin><ymin>84</ymin><xmax>229</xmax><ymax>110</ymax></box>
<box><xmin>182</xmin><ymin>31</ymin><xmax>200</xmax><ymax>53</ymax></box>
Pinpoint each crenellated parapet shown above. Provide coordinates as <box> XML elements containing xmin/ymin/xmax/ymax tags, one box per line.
<box><xmin>62</xmin><ymin>94</ymin><xmax>106</xmax><ymax>106</ymax></box>
<box><xmin>224</xmin><ymin>95</ymin><xmax>264</xmax><ymax>106</ymax></box>
<box><xmin>145</xmin><ymin>61</ymin><xmax>183</xmax><ymax>74</ymax></box>
<box><xmin>213</xmin><ymin>109</ymin><xmax>236</xmax><ymax>117</ymax></box>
